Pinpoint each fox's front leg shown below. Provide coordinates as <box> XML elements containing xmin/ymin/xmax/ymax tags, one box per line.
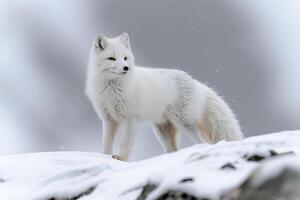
<box><xmin>101</xmin><ymin>118</ymin><xmax>119</xmax><ymax>155</ymax></box>
<box><xmin>113</xmin><ymin>120</ymin><xmax>135</xmax><ymax>161</ymax></box>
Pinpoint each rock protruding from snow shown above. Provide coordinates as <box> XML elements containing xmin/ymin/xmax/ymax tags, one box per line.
<box><xmin>0</xmin><ymin>131</ymin><xmax>300</xmax><ymax>200</ymax></box>
<box><xmin>234</xmin><ymin>157</ymin><xmax>300</xmax><ymax>200</ymax></box>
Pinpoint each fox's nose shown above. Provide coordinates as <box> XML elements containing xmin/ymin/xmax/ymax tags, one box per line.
<box><xmin>123</xmin><ymin>66</ymin><xmax>129</xmax><ymax>71</ymax></box>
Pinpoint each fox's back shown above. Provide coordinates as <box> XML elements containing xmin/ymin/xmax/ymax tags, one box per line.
<box><xmin>126</xmin><ymin>67</ymin><xmax>200</xmax><ymax>122</ymax></box>
<box><xmin>124</xmin><ymin>67</ymin><xmax>176</xmax><ymax>121</ymax></box>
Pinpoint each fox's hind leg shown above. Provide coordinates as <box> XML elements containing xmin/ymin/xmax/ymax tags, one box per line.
<box><xmin>152</xmin><ymin>120</ymin><xmax>178</xmax><ymax>153</ymax></box>
<box><xmin>180</xmin><ymin>123</ymin><xmax>211</xmax><ymax>144</ymax></box>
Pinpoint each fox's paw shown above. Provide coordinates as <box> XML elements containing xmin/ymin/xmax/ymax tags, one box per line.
<box><xmin>112</xmin><ymin>155</ymin><xmax>123</xmax><ymax>161</ymax></box>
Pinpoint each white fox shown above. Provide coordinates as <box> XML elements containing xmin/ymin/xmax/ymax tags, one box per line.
<box><xmin>86</xmin><ymin>33</ymin><xmax>243</xmax><ymax>161</ymax></box>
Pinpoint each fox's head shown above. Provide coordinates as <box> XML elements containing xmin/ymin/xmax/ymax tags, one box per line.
<box><xmin>89</xmin><ymin>33</ymin><xmax>134</xmax><ymax>80</ymax></box>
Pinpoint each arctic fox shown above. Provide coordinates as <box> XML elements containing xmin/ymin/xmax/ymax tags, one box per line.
<box><xmin>86</xmin><ymin>33</ymin><xmax>243</xmax><ymax>161</ymax></box>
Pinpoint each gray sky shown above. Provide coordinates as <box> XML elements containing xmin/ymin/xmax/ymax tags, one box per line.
<box><xmin>0</xmin><ymin>0</ymin><xmax>300</xmax><ymax>160</ymax></box>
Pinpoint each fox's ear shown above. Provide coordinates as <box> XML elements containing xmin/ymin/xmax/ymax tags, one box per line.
<box><xmin>95</xmin><ymin>34</ymin><xmax>107</xmax><ymax>51</ymax></box>
<box><xmin>119</xmin><ymin>32</ymin><xmax>130</xmax><ymax>49</ymax></box>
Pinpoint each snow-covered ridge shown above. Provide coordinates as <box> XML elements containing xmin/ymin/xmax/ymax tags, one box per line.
<box><xmin>0</xmin><ymin>131</ymin><xmax>300</xmax><ymax>200</ymax></box>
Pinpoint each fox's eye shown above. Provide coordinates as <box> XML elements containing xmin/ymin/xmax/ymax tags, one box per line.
<box><xmin>107</xmin><ymin>57</ymin><xmax>116</xmax><ymax>61</ymax></box>
<box><xmin>124</xmin><ymin>57</ymin><xmax>128</xmax><ymax>61</ymax></box>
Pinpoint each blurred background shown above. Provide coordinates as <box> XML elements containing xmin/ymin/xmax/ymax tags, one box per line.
<box><xmin>0</xmin><ymin>0</ymin><xmax>299</xmax><ymax>160</ymax></box>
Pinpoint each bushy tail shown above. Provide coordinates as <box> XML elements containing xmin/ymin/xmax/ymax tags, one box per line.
<box><xmin>199</xmin><ymin>89</ymin><xmax>243</xmax><ymax>143</ymax></box>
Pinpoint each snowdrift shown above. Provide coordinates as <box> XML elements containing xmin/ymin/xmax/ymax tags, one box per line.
<box><xmin>1</xmin><ymin>131</ymin><xmax>300</xmax><ymax>200</ymax></box>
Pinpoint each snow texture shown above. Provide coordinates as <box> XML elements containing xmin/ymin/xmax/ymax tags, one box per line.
<box><xmin>0</xmin><ymin>131</ymin><xmax>300</xmax><ymax>200</ymax></box>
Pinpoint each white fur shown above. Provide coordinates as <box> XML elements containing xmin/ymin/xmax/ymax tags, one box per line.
<box><xmin>86</xmin><ymin>33</ymin><xmax>243</xmax><ymax>160</ymax></box>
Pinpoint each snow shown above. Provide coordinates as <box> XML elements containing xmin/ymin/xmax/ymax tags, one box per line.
<box><xmin>250</xmin><ymin>155</ymin><xmax>300</xmax><ymax>188</ymax></box>
<box><xmin>0</xmin><ymin>131</ymin><xmax>300</xmax><ymax>200</ymax></box>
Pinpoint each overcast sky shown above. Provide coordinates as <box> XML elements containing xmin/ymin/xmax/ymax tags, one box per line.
<box><xmin>0</xmin><ymin>0</ymin><xmax>300</xmax><ymax>160</ymax></box>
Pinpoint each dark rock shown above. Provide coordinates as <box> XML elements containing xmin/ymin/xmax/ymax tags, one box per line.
<box><xmin>137</xmin><ymin>184</ymin><xmax>157</xmax><ymax>200</ymax></box>
<box><xmin>156</xmin><ymin>190</ymin><xmax>200</xmax><ymax>200</ymax></box>
<box><xmin>244</xmin><ymin>150</ymin><xmax>295</xmax><ymax>162</ymax></box>
<box><xmin>221</xmin><ymin>163</ymin><xmax>236</xmax><ymax>170</ymax></box>
<box><xmin>273</xmin><ymin>151</ymin><xmax>295</xmax><ymax>157</ymax></box>
<box><xmin>47</xmin><ymin>186</ymin><xmax>95</xmax><ymax>200</ymax></box>
<box><xmin>235</xmin><ymin>168</ymin><xmax>300</xmax><ymax>200</ymax></box>
<box><xmin>246</xmin><ymin>155</ymin><xmax>265</xmax><ymax>162</ymax></box>
<box><xmin>269</xmin><ymin>150</ymin><xmax>278</xmax><ymax>156</ymax></box>
<box><xmin>180</xmin><ymin>177</ymin><xmax>194</xmax><ymax>183</ymax></box>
